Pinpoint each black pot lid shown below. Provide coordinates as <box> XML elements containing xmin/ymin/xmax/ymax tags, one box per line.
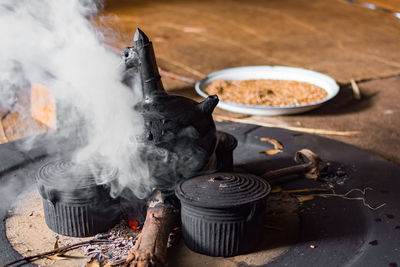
<box><xmin>36</xmin><ymin>158</ymin><xmax>118</xmax><ymax>190</ymax></box>
<box><xmin>175</xmin><ymin>172</ymin><xmax>270</xmax><ymax>208</ymax></box>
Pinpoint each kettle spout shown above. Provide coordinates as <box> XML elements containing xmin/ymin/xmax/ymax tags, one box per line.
<box><xmin>134</xmin><ymin>28</ymin><xmax>150</xmax><ymax>48</ymax></box>
<box><xmin>122</xmin><ymin>28</ymin><xmax>166</xmax><ymax>99</ymax></box>
<box><xmin>197</xmin><ymin>95</ymin><xmax>219</xmax><ymax>115</ymax></box>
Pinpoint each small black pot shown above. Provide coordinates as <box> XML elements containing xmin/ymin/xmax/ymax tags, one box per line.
<box><xmin>175</xmin><ymin>172</ymin><xmax>270</xmax><ymax>257</ymax></box>
<box><xmin>36</xmin><ymin>158</ymin><xmax>121</xmax><ymax>237</ymax></box>
<box><xmin>215</xmin><ymin>132</ymin><xmax>237</xmax><ymax>172</ymax></box>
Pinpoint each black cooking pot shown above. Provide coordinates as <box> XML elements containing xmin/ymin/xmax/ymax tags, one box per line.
<box><xmin>175</xmin><ymin>172</ymin><xmax>271</xmax><ymax>256</ymax></box>
<box><xmin>36</xmin><ymin>158</ymin><xmax>121</xmax><ymax>237</ymax></box>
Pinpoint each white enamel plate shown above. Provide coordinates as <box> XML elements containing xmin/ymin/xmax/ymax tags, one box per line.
<box><xmin>195</xmin><ymin>66</ymin><xmax>340</xmax><ymax>116</ymax></box>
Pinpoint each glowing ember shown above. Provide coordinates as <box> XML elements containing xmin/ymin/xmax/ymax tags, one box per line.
<box><xmin>128</xmin><ymin>220</ymin><xmax>141</xmax><ymax>232</ymax></box>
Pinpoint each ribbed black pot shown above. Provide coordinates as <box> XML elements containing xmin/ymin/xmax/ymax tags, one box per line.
<box><xmin>36</xmin><ymin>158</ymin><xmax>121</xmax><ymax>237</ymax></box>
<box><xmin>175</xmin><ymin>172</ymin><xmax>270</xmax><ymax>257</ymax></box>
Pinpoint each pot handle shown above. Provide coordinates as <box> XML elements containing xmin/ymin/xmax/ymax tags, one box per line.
<box><xmin>46</xmin><ymin>189</ymin><xmax>58</xmax><ymax>205</ymax></box>
<box><xmin>39</xmin><ymin>186</ymin><xmax>58</xmax><ymax>205</ymax></box>
<box><xmin>38</xmin><ymin>185</ymin><xmax>47</xmax><ymax>198</ymax></box>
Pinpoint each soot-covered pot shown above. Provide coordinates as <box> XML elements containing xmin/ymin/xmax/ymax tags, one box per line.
<box><xmin>122</xmin><ymin>28</ymin><xmax>235</xmax><ymax>194</ymax></box>
<box><xmin>175</xmin><ymin>172</ymin><xmax>271</xmax><ymax>256</ymax></box>
<box><xmin>36</xmin><ymin>158</ymin><xmax>121</xmax><ymax>237</ymax></box>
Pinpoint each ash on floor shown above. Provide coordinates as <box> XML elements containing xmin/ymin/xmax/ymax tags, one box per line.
<box><xmin>5</xmin><ymin>189</ymin><xmax>138</xmax><ymax>267</ymax></box>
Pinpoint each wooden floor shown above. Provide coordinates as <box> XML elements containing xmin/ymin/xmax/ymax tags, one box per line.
<box><xmin>1</xmin><ymin>0</ymin><xmax>400</xmax><ymax>163</ymax></box>
<box><xmin>363</xmin><ymin>0</ymin><xmax>400</xmax><ymax>11</ymax></box>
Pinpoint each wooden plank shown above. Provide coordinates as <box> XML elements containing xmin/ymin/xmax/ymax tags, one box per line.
<box><xmin>2</xmin><ymin>112</ymin><xmax>47</xmax><ymax>142</ymax></box>
<box><xmin>103</xmin><ymin>0</ymin><xmax>400</xmax><ymax>84</ymax></box>
<box><xmin>2</xmin><ymin>90</ymin><xmax>48</xmax><ymax>142</ymax></box>
<box><xmin>365</xmin><ymin>0</ymin><xmax>400</xmax><ymax>11</ymax></box>
<box><xmin>0</xmin><ymin>117</ymin><xmax>8</xmax><ymax>144</ymax></box>
<box><xmin>30</xmin><ymin>83</ymin><xmax>56</xmax><ymax>130</ymax></box>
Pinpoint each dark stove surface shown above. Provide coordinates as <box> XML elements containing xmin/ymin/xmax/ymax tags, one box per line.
<box><xmin>1</xmin><ymin>122</ymin><xmax>400</xmax><ymax>267</ymax></box>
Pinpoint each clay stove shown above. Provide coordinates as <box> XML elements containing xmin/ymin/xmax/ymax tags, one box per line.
<box><xmin>31</xmin><ymin>28</ymin><xmax>240</xmax><ymax>265</ymax></box>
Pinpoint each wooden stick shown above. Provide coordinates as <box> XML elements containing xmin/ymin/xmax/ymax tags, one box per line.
<box><xmin>350</xmin><ymin>79</ymin><xmax>362</xmax><ymax>100</ymax></box>
<box><xmin>0</xmin><ymin>239</ymin><xmax>111</xmax><ymax>267</ymax></box>
<box><xmin>156</xmin><ymin>55</ymin><xmax>205</xmax><ymax>78</ymax></box>
<box><xmin>125</xmin><ymin>191</ymin><xmax>179</xmax><ymax>267</ymax></box>
<box><xmin>158</xmin><ymin>68</ymin><xmax>196</xmax><ymax>85</ymax></box>
<box><xmin>281</xmin><ymin>188</ymin><xmax>331</xmax><ymax>194</ymax></box>
<box><xmin>214</xmin><ymin>115</ymin><xmax>361</xmax><ymax>136</ymax></box>
<box><xmin>0</xmin><ymin>119</ymin><xmax>8</xmax><ymax>144</ymax></box>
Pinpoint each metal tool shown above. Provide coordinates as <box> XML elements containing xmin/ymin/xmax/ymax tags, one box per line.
<box><xmin>262</xmin><ymin>149</ymin><xmax>325</xmax><ymax>182</ymax></box>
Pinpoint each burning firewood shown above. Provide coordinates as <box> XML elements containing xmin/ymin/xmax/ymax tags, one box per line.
<box><xmin>124</xmin><ymin>190</ymin><xmax>179</xmax><ymax>267</ymax></box>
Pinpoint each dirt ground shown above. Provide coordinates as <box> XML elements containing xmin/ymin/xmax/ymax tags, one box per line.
<box><xmin>1</xmin><ymin>0</ymin><xmax>399</xmax><ymax>164</ymax></box>
<box><xmin>5</xmin><ymin>189</ymin><xmax>91</xmax><ymax>267</ymax></box>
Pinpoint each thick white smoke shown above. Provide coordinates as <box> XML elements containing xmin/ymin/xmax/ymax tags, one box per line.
<box><xmin>0</xmin><ymin>0</ymin><xmax>151</xmax><ymax>199</ymax></box>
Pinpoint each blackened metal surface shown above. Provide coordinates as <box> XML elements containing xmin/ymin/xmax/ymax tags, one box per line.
<box><xmin>36</xmin><ymin>158</ymin><xmax>118</xmax><ymax>201</ymax></box>
<box><xmin>0</xmin><ymin>122</ymin><xmax>399</xmax><ymax>266</ymax></box>
<box><xmin>41</xmin><ymin>197</ymin><xmax>120</xmax><ymax>237</ymax></box>
<box><xmin>181</xmin><ymin>199</ymin><xmax>266</xmax><ymax>257</ymax></box>
<box><xmin>176</xmin><ymin>172</ymin><xmax>270</xmax><ymax>208</ymax></box>
<box><xmin>36</xmin><ymin>158</ymin><xmax>121</xmax><ymax>237</ymax></box>
<box><xmin>176</xmin><ymin>173</ymin><xmax>269</xmax><ymax>256</ymax></box>
<box><xmin>217</xmin><ymin>122</ymin><xmax>400</xmax><ymax>267</ymax></box>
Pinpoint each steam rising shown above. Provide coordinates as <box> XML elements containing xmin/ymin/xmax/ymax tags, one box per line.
<box><xmin>0</xmin><ymin>0</ymin><xmax>151</xmax><ymax>198</ymax></box>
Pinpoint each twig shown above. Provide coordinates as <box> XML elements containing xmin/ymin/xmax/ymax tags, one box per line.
<box><xmin>295</xmin><ymin>187</ymin><xmax>386</xmax><ymax>211</ymax></box>
<box><xmin>260</xmin><ymin>137</ymin><xmax>283</xmax><ymax>149</ymax></box>
<box><xmin>0</xmin><ymin>239</ymin><xmax>111</xmax><ymax>267</ymax></box>
<box><xmin>158</xmin><ymin>68</ymin><xmax>196</xmax><ymax>84</ymax></box>
<box><xmin>350</xmin><ymin>79</ymin><xmax>362</xmax><ymax>100</ymax></box>
<box><xmin>314</xmin><ymin>194</ymin><xmax>386</xmax><ymax>210</ymax></box>
<box><xmin>296</xmin><ymin>195</ymin><xmax>315</xmax><ymax>202</ymax></box>
<box><xmin>105</xmin><ymin>258</ymin><xmax>127</xmax><ymax>267</ymax></box>
<box><xmin>0</xmin><ymin>120</ymin><xmax>8</xmax><ymax>144</ymax></box>
<box><xmin>282</xmin><ymin>188</ymin><xmax>331</xmax><ymax>194</ymax></box>
<box><xmin>156</xmin><ymin>55</ymin><xmax>205</xmax><ymax>78</ymax></box>
<box><xmin>214</xmin><ymin>115</ymin><xmax>361</xmax><ymax>136</ymax></box>
<box><xmin>343</xmin><ymin>187</ymin><xmax>372</xmax><ymax>196</ymax></box>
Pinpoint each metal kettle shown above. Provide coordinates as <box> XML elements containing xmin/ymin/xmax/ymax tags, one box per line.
<box><xmin>122</xmin><ymin>28</ymin><xmax>222</xmax><ymax>194</ymax></box>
